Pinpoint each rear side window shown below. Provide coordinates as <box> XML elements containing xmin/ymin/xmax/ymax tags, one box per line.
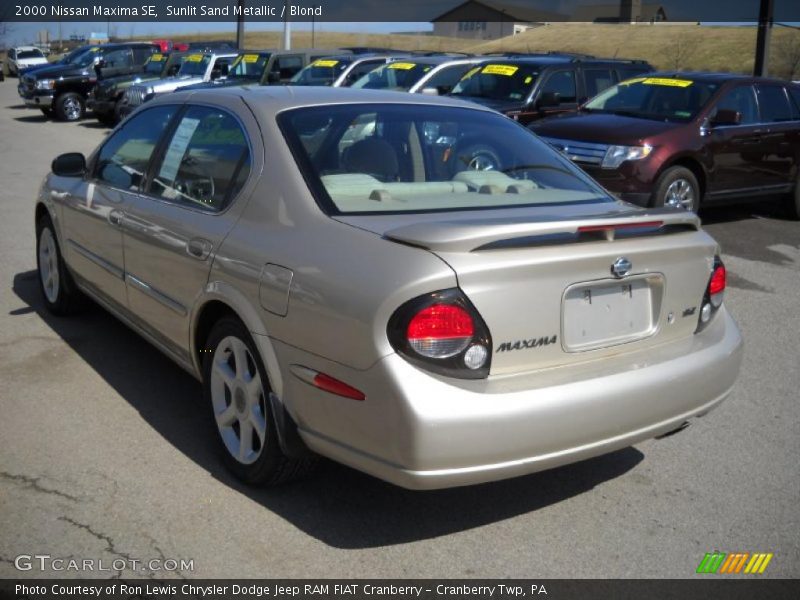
<box><xmin>94</xmin><ymin>105</ymin><xmax>177</xmax><ymax>191</ymax></box>
<box><xmin>540</xmin><ymin>70</ymin><xmax>577</xmax><ymax>104</ymax></box>
<box><xmin>583</xmin><ymin>69</ymin><xmax>614</xmax><ymax>99</ymax></box>
<box><xmin>755</xmin><ymin>85</ymin><xmax>793</xmax><ymax>122</ymax></box>
<box><xmin>148</xmin><ymin>106</ymin><xmax>251</xmax><ymax>212</ymax></box>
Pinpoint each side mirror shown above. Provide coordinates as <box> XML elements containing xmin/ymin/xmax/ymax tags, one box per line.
<box><xmin>537</xmin><ymin>91</ymin><xmax>561</xmax><ymax>109</ymax></box>
<box><xmin>52</xmin><ymin>153</ymin><xmax>86</xmax><ymax>177</ymax></box>
<box><xmin>210</xmin><ymin>68</ymin><xmax>221</xmax><ymax>80</ymax></box>
<box><xmin>420</xmin><ymin>87</ymin><xmax>439</xmax><ymax>96</ymax></box>
<box><xmin>711</xmin><ymin>108</ymin><xmax>741</xmax><ymax>126</ymax></box>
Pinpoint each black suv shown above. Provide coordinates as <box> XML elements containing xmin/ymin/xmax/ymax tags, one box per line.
<box><xmin>449</xmin><ymin>54</ymin><xmax>653</xmax><ymax>125</ymax></box>
<box><xmin>18</xmin><ymin>42</ymin><xmax>158</xmax><ymax>121</ymax></box>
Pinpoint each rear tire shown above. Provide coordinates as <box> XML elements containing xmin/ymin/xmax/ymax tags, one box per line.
<box><xmin>202</xmin><ymin>316</ymin><xmax>317</xmax><ymax>486</ymax></box>
<box><xmin>54</xmin><ymin>92</ymin><xmax>85</xmax><ymax>122</ymax></box>
<box><xmin>651</xmin><ymin>166</ymin><xmax>700</xmax><ymax>212</ymax></box>
<box><xmin>36</xmin><ymin>215</ymin><xmax>83</xmax><ymax>315</ymax></box>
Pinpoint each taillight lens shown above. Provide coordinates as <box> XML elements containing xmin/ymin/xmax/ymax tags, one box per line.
<box><xmin>696</xmin><ymin>256</ymin><xmax>726</xmax><ymax>333</ymax></box>
<box><xmin>407</xmin><ymin>304</ymin><xmax>474</xmax><ymax>358</ymax></box>
<box><xmin>388</xmin><ymin>289</ymin><xmax>492</xmax><ymax>379</ymax></box>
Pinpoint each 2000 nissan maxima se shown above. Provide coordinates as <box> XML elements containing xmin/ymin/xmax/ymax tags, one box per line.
<box><xmin>35</xmin><ymin>87</ymin><xmax>743</xmax><ymax>489</ymax></box>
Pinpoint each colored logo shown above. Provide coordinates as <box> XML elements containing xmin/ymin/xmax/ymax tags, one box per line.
<box><xmin>696</xmin><ymin>552</ymin><xmax>773</xmax><ymax>574</ymax></box>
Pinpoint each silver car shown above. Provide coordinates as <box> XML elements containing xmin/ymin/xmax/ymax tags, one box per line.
<box><xmin>35</xmin><ymin>87</ymin><xmax>743</xmax><ymax>490</ymax></box>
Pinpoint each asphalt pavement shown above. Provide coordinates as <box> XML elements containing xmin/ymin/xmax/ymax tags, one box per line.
<box><xmin>0</xmin><ymin>79</ymin><xmax>798</xmax><ymax>579</ymax></box>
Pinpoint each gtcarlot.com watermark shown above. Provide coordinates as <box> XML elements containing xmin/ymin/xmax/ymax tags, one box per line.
<box><xmin>13</xmin><ymin>554</ymin><xmax>194</xmax><ymax>574</ymax></box>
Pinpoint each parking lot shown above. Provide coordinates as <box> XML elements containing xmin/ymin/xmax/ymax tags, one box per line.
<box><xmin>0</xmin><ymin>77</ymin><xmax>798</xmax><ymax>579</ymax></box>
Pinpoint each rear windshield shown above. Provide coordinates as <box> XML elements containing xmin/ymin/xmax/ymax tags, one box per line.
<box><xmin>584</xmin><ymin>77</ymin><xmax>720</xmax><ymax>122</ymax></box>
<box><xmin>351</xmin><ymin>62</ymin><xmax>435</xmax><ymax>91</ymax></box>
<box><xmin>451</xmin><ymin>63</ymin><xmax>539</xmax><ymax>102</ymax></box>
<box><xmin>178</xmin><ymin>54</ymin><xmax>211</xmax><ymax>76</ymax></box>
<box><xmin>278</xmin><ymin>104</ymin><xmax>609</xmax><ymax>215</ymax></box>
<box><xmin>228</xmin><ymin>53</ymin><xmax>270</xmax><ymax>79</ymax></box>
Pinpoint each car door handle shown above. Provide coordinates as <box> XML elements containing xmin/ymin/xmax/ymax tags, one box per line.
<box><xmin>108</xmin><ymin>209</ymin><xmax>125</xmax><ymax>226</ymax></box>
<box><xmin>186</xmin><ymin>238</ymin><xmax>212</xmax><ymax>260</ymax></box>
<box><xmin>50</xmin><ymin>190</ymin><xmax>69</xmax><ymax>201</ymax></box>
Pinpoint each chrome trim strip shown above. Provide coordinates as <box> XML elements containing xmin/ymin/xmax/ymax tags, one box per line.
<box><xmin>125</xmin><ymin>273</ymin><xmax>187</xmax><ymax>316</ymax></box>
<box><xmin>66</xmin><ymin>239</ymin><xmax>125</xmax><ymax>280</ymax></box>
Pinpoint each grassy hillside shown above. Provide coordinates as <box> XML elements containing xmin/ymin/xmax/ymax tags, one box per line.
<box><xmin>468</xmin><ymin>23</ymin><xmax>800</xmax><ymax>79</ymax></box>
<box><xmin>153</xmin><ymin>30</ymin><xmax>475</xmax><ymax>53</ymax></box>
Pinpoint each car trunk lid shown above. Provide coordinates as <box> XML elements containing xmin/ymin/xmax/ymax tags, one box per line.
<box><xmin>336</xmin><ymin>205</ymin><xmax>718</xmax><ymax>375</ymax></box>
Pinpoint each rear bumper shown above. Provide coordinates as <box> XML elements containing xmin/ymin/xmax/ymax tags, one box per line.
<box><xmin>275</xmin><ymin>308</ymin><xmax>743</xmax><ymax>489</ymax></box>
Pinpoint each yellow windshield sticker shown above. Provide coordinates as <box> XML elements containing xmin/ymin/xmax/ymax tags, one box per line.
<box><xmin>242</xmin><ymin>54</ymin><xmax>259</xmax><ymax>63</ymax></box>
<box><xmin>620</xmin><ymin>77</ymin><xmax>645</xmax><ymax>85</ymax></box>
<box><xmin>482</xmin><ymin>64</ymin><xmax>518</xmax><ymax>76</ymax></box>
<box><xmin>150</xmin><ymin>53</ymin><xmax>164</xmax><ymax>61</ymax></box>
<box><xmin>90</xmin><ymin>47</ymin><xmax>100</xmax><ymax>52</ymax></box>
<box><xmin>388</xmin><ymin>62</ymin><xmax>416</xmax><ymax>70</ymax></box>
<box><xmin>313</xmin><ymin>59</ymin><xmax>339</xmax><ymax>67</ymax></box>
<box><xmin>642</xmin><ymin>77</ymin><xmax>693</xmax><ymax>87</ymax></box>
<box><xmin>186</xmin><ymin>54</ymin><xmax>204</xmax><ymax>62</ymax></box>
<box><xmin>524</xmin><ymin>76</ymin><xmax>533</xmax><ymax>84</ymax></box>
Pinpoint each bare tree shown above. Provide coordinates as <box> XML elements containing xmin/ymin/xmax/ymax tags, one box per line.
<box><xmin>665</xmin><ymin>32</ymin><xmax>700</xmax><ymax>71</ymax></box>
<box><xmin>772</xmin><ymin>31</ymin><xmax>800</xmax><ymax>80</ymax></box>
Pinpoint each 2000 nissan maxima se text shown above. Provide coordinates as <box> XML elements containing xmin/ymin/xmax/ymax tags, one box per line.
<box><xmin>34</xmin><ymin>87</ymin><xmax>743</xmax><ymax>489</ymax></box>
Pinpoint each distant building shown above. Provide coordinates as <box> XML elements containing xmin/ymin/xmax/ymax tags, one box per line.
<box><xmin>572</xmin><ymin>1</ymin><xmax>668</xmax><ymax>23</ymax></box>
<box><xmin>431</xmin><ymin>0</ymin><xmax>563</xmax><ymax>41</ymax></box>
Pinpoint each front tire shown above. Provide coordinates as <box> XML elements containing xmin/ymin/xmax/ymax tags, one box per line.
<box><xmin>36</xmin><ymin>215</ymin><xmax>82</xmax><ymax>315</ymax></box>
<box><xmin>652</xmin><ymin>166</ymin><xmax>700</xmax><ymax>212</ymax></box>
<box><xmin>54</xmin><ymin>92</ymin><xmax>85</xmax><ymax>122</ymax></box>
<box><xmin>202</xmin><ymin>317</ymin><xmax>316</xmax><ymax>486</ymax></box>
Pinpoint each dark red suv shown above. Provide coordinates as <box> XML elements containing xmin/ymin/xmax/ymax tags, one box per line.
<box><xmin>530</xmin><ymin>72</ymin><xmax>800</xmax><ymax>217</ymax></box>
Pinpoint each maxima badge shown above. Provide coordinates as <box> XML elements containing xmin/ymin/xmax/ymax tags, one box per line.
<box><xmin>611</xmin><ymin>257</ymin><xmax>632</xmax><ymax>278</ymax></box>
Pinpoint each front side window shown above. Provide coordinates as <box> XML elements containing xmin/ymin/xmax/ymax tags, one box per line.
<box><xmin>713</xmin><ymin>85</ymin><xmax>758</xmax><ymax>125</ymax></box>
<box><xmin>102</xmin><ymin>48</ymin><xmax>133</xmax><ymax>69</ymax></box>
<box><xmin>583</xmin><ymin>69</ymin><xmax>614</xmax><ymax>99</ymax></box>
<box><xmin>584</xmin><ymin>77</ymin><xmax>719</xmax><ymax>122</ymax></box>
<box><xmin>273</xmin><ymin>56</ymin><xmax>304</xmax><ymax>80</ymax></box>
<box><xmin>144</xmin><ymin>53</ymin><xmax>169</xmax><ymax>74</ymax></box>
<box><xmin>451</xmin><ymin>63</ymin><xmax>539</xmax><ymax>102</ymax></box>
<box><xmin>149</xmin><ymin>107</ymin><xmax>251</xmax><ymax>212</ymax></box>
<box><xmin>420</xmin><ymin>63</ymin><xmax>478</xmax><ymax>94</ymax></box>
<box><xmin>279</xmin><ymin>104</ymin><xmax>608</xmax><ymax>215</ymax></box>
<box><xmin>94</xmin><ymin>106</ymin><xmax>177</xmax><ymax>190</ymax></box>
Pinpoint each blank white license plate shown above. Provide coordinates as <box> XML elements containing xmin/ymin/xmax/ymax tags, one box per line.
<box><xmin>562</xmin><ymin>277</ymin><xmax>658</xmax><ymax>351</ymax></box>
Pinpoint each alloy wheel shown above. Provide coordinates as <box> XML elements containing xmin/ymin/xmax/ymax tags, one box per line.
<box><xmin>38</xmin><ymin>227</ymin><xmax>60</xmax><ymax>304</ymax></box>
<box><xmin>664</xmin><ymin>178</ymin><xmax>695</xmax><ymax>210</ymax></box>
<box><xmin>210</xmin><ymin>336</ymin><xmax>268</xmax><ymax>465</ymax></box>
<box><xmin>63</xmin><ymin>97</ymin><xmax>82</xmax><ymax>120</ymax></box>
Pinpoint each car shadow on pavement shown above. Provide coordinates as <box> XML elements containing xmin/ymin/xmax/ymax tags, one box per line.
<box><xmin>12</xmin><ymin>269</ymin><xmax>644</xmax><ymax>549</ymax></box>
<box><xmin>13</xmin><ymin>114</ymin><xmax>50</xmax><ymax>124</ymax></box>
<box><xmin>78</xmin><ymin>121</ymin><xmax>112</xmax><ymax>130</ymax></box>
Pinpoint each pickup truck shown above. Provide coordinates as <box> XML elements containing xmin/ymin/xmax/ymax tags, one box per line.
<box><xmin>18</xmin><ymin>42</ymin><xmax>158</xmax><ymax>121</ymax></box>
<box><xmin>119</xmin><ymin>51</ymin><xmax>237</xmax><ymax>118</ymax></box>
<box><xmin>87</xmin><ymin>52</ymin><xmax>186</xmax><ymax>126</ymax></box>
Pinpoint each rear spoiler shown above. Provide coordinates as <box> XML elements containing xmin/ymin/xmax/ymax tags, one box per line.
<box><xmin>383</xmin><ymin>209</ymin><xmax>701</xmax><ymax>253</ymax></box>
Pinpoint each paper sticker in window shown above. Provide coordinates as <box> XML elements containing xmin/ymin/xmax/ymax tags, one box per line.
<box><xmin>158</xmin><ymin>118</ymin><xmax>200</xmax><ymax>185</ymax></box>
<box><xmin>388</xmin><ymin>62</ymin><xmax>416</xmax><ymax>70</ymax></box>
<box><xmin>313</xmin><ymin>59</ymin><xmax>339</xmax><ymax>67</ymax></box>
<box><xmin>642</xmin><ymin>77</ymin><xmax>693</xmax><ymax>88</ymax></box>
<box><xmin>482</xmin><ymin>65</ymin><xmax>518</xmax><ymax>76</ymax></box>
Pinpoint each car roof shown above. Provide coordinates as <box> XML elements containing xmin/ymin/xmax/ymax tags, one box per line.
<box><xmin>14</xmin><ymin>46</ymin><xmax>42</xmax><ymax>51</ymax></box>
<box><xmin>165</xmin><ymin>84</ymin><xmax>496</xmax><ymax>114</ymax></box>
<box><xmin>641</xmin><ymin>71</ymin><xmax>791</xmax><ymax>85</ymax></box>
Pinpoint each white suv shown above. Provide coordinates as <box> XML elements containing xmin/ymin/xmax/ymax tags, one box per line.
<box><xmin>7</xmin><ymin>46</ymin><xmax>49</xmax><ymax>76</ymax></box>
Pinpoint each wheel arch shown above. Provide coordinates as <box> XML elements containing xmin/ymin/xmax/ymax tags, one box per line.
<box><xmin>656</xmin><ymin>154</ymin><xmax>708</xmax><ymax>201</ymax></box>
<box><xmin>190</xmin><ymin>285</ymin><xmax>284</xmax><ymax>398</ymax></box>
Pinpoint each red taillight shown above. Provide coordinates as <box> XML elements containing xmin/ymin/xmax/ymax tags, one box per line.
<box><xmin>407</xmin><ymin>303</ymin><xmax>474</xmax><ymax>358</ymax></box>
<box><xmin>311</xmin><ymin>373</ymin><xmax>365</xmax><ymax>401</ymax></box>
<box><xmin>709</xmin><ymin>264</ymin><xmax>726</xmax><ymax>296</ymax></box>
